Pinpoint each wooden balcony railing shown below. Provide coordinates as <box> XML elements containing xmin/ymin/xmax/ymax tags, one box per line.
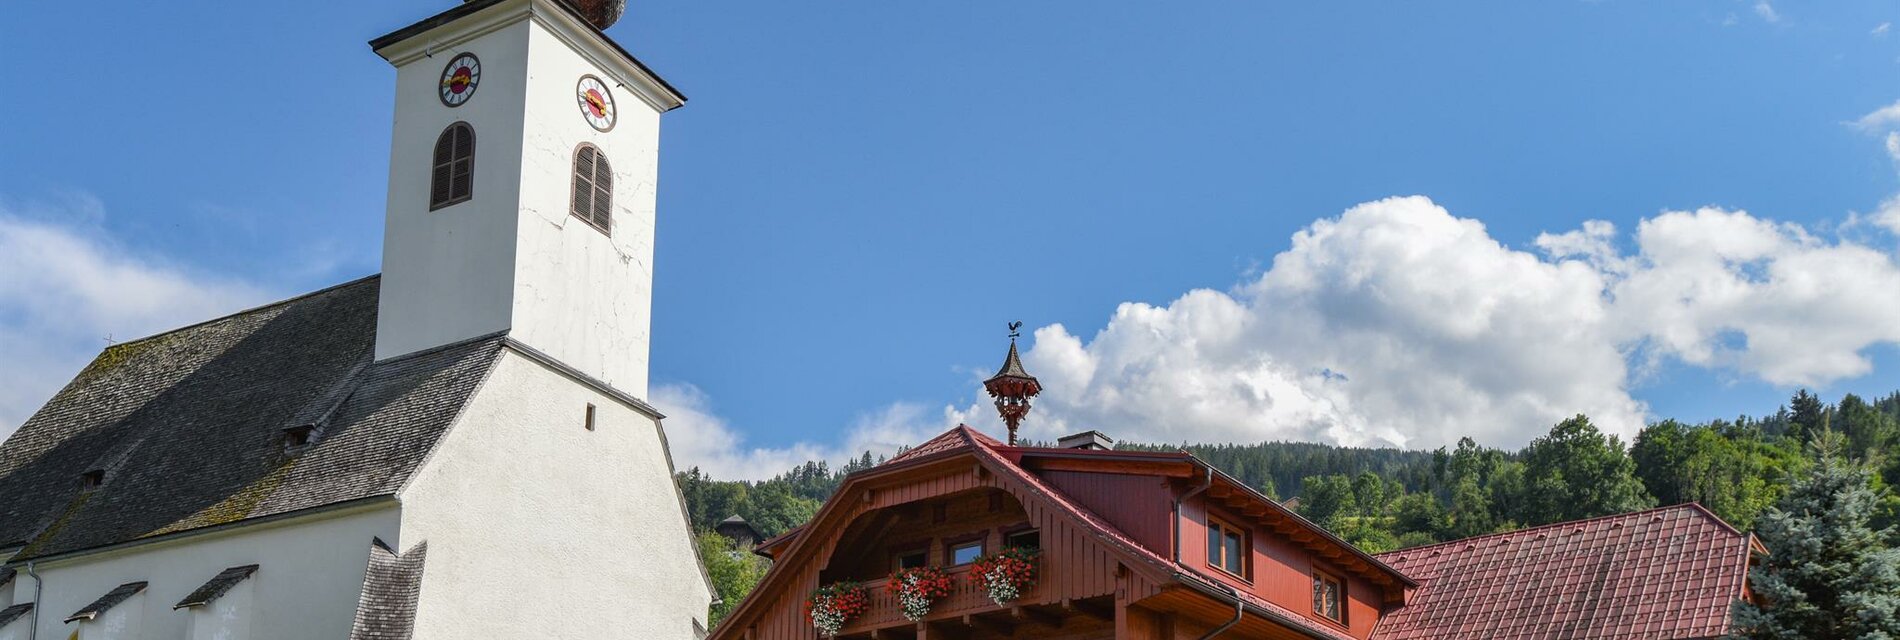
<box><xmin>837</xmin><ymin>564</ymin><xmax>1045</xmax><ymax>634</ymax></box>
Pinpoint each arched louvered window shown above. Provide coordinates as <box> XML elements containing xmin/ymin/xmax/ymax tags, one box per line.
<box><xmin>430</xmin><ymin>122</ymin><xmax>475</xmax><ymax>210</ymax></box>
<box><xmin>571</xmin><ymin>144</ymin><xmax>613</xmax><ymax>234</ymax></box>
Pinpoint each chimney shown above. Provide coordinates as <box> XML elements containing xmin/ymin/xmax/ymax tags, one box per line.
<box><xmin>1057</xmin><ymin>430</ymin><xmax>1114</xmax><ymax>451</ymax></box>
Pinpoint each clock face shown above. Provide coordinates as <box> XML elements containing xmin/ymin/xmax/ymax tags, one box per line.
<box><xmin>439</xmin><ymin>53</ymin><xmax>481</xmax><ymax>107</ymax></box>
<box><xmin>576</xmin><ymin>75</ymin><xmax>616</xmax><ymax>132</ymax></box>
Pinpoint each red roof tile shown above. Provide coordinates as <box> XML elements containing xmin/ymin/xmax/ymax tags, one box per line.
<box><xmin>1370</xmin><ymin>504</ymin><xmax>1753</xmax><ymax>640</ymax></box>
<box><xmin>883</xmin><ymin>424</ymin><xmax>1003</xmax><ymax>464</ymax></box>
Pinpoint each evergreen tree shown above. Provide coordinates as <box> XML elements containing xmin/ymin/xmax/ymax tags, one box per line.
<box><xmin>1731</xmin><ymin>439</ymin><xmax>1900</xmax><ymax>640</ymax></box>
<box><xmin>1789</xmin><ymin>389</ymin><xmax>1827</xmax><ymax>444</ymax></box>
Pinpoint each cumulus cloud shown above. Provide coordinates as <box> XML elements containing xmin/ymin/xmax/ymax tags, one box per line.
<box><xmin>0</xmin><ymin>196</ymin><xmax>272</xmax><ymax>438</ymax></box>
<box><xmin>657</xmin><ymin>382</ymin><xmax>985</xmax><ymax>481</ymax></box>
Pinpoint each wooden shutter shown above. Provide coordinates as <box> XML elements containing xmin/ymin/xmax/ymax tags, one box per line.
<box><xmin>571</xmin><ymin>145</ymin><xmax>612</xmax><ymax>233</ymax></box>
<box><xmin>431</xmin><ymin>123</ymin><xmax>475</xmax><ymax>210</ymax></box>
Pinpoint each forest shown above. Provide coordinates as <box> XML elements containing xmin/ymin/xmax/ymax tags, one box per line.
<box><xmin>680</xmin><ymin>389</ymin><xmax>1900</xmax><ymax>630</ymax></box>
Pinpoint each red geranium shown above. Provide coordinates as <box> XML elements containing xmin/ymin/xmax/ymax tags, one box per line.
<box><xmin>805</xmin><ymin>581</ymin><xmax>870</xmax><ymax>637</ymax></box>
<box><xmin>890</xmin><ymin>566</ymin><xmax>955</xmax><ymax>622</ymax></box>
<box><xmin>969</xmin><ymin>546</ymin><xmax>1040</xmax><ymax>606</ymax></box>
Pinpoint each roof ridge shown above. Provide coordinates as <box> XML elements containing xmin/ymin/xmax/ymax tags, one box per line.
<box><xmin>106</xmin><ymin>273</ymin><xmax>382</xmax><ymax>350</ymax></box>
<box><xmin>1376</xmin><ymin>503</ymin><xmax>1718</xmax><ymax>557</ymax></box>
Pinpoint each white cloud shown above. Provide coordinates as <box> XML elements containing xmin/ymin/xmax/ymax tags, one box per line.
<box><xmin>0</xmin><ymin>196</ymin><xmax>272</xmax><ymax>438</ymax></box>
<box><xmin>656</xmin><ymin>382</ymin><xmax>985</xmax><ymax>481</ymax></box>
<box><xmin>1853</xmin><ymin>100</ymin><xmax>1900</xmax><ymax>134</ymax></box>
<box><xmin>1753</xmin><ymin>0</ymin><xmax>1781</xmax><ymax>23</ymax></box>
<box><xmin>1875</xmin><ymin>22</ymin><xmax>1892</xmax><ymax>37</ymax></box>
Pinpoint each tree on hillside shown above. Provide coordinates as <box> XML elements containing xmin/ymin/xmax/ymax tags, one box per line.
<box><xmin>1731</xmin><ymin>437</ymin><xmax>1900</xmax><ymax>640</ymax></box>
<box><xmin>1788</xmin><ymin>389</ymin><xmax>1827</xmax><ymax>444</ymax></box>
<box><xmin>1631</xmin><ymin>419</ymin><xmax>1802</xmax><ymax>531</ymax></box>
<box><xmin>1518</xmin><ymin>415</ymin><xmax>1654</xmax><ymax>526</ymax></box>
<box><xmin>698</xmin><ymin>531</ymin><xmax>770</xmax><ymax>628</ymax></box>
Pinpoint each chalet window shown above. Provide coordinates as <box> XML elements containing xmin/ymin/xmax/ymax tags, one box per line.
<box><xmin>895</xmin><ymin>550</ymin><xmax>927</xmax><ymax>571</ymax></box>
<box><xmin>1313</xmin><ymin>571</ymin><xmax>1346</xmax><ymax>624</ymax></box>
<box><xmin>430</xmin><ymin>122</ymin><xmax>475</xmax><ymax>210</ymax></box>
<box><xmin>949</xmin><ymin>540</ymin><xmax>984</xmax><ymax>565</ymax></box>
<box><xmin>1207</xmin><ymin>517</ymin><xmax>1247</xmax><ymax>577</ymax></box>
<box><xmin>1005</xmin><ymin>529</ymin><xmax>1040</xmax><ymax>550</ymax></box>
<box><xmin>570</xmin><ymin>144</ymin><xmax>613</xmax><ymax>234</ymax></box>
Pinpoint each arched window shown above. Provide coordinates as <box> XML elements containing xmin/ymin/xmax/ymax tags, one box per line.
<box><xmin>430</xmin><ymin>122</ymin><xmax>475</xmax><ymax>210</ymax></box>
<box><xmin>571</xmin><ymin>144</ymin><xmax>613</xmax><ymax>233</ymax></box>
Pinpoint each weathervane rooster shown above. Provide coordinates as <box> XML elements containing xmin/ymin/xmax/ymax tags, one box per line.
<box><xmin>984</xmin><ymin>321</ymin><xmax>1042</xmax><ymax>446</ymax></box>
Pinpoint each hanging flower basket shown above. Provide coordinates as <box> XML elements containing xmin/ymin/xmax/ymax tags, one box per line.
<box><xmin>890</xmin><ymin>566</ymin><xmax>955</xmax><ymax>622</ymax></box>
<box><xmin>969</xmin><ymin>546</ymin><xmax>1040</xmax><ymax>606</ymax></box>
<box><xmin>805</xmin><ymin>581</ymin><xmax>870</xmax><ymax>637</ymax></box>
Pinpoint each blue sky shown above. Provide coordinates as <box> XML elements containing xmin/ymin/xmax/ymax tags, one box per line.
<box><xmin>6</xmin><ymin>1</ymin><xmax>1900</xmax><ymax>479</ymax></box>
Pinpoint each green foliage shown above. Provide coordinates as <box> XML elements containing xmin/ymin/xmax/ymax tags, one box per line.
<box><xmin>1730</xmin><ymin>441</ymin><xmax>1900</xmax><ymax>639</ymax></box>
<box><xmin>697</xmin><ymin>531</ymin><xmax>770</xmax><ymax>628</ymax></box>
<box><xmin>1632</xmin><ymin>419</ymin><xmax>1804</xmax><ymax>531</ymax></box>
<box><xmin>1518</xmin><ymin>415</ymin><xmax>1655</xmax><ymax>525</ymax></box>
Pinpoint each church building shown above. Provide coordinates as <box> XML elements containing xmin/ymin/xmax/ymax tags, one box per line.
<box><xmin>0</xmin><ymin>1</ymin><xmax>712</xmax><ymax>638</ymax></box>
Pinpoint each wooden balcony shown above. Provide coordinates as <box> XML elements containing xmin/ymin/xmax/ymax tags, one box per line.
<box><xmin>836</xmin><ymin>564</ymin><xmax>1066</xmax><ymax>637</ymax></box>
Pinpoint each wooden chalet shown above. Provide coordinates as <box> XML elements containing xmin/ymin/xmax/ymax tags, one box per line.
<box><xmin>712</xmin><ymin>426</ymin><xmax>1412</xmax><ymax>640</ymax></box>
<box><xmin>709</xmin><ymin>340</ymin><xmax>1760</xmax><ymax>640</ymax></box>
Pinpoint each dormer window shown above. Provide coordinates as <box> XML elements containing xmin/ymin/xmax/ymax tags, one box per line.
<box><xmin>79</xmin><ymin>469</ymin><xmax>105</xmax><ymax>490</ymax></box>
<box><xmin>282</xmin><ymin>425</ymin><xmax>319</xmax><ymax>451</ymax></box>
<box><xmin>430</xmin><ymin>122</ymin><xmax>475</xmax><ymax>210</ymax></box>
<box><xmin>570</xmin><ymin>144</ymin><xmax>612</xmax><ymax>234</ymax></box>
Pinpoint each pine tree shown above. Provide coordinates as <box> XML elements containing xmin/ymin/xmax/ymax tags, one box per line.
<box><xmin>1730</xmin><ymin>438</ymin><xmax>1900</xmax><ymax>640</ymax></box>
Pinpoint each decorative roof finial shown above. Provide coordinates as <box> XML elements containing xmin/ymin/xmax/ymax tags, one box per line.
<box><xmin>983</xmin><ymin>321</ymin><xmax>1041</xmax><ymax>446</ymax></box>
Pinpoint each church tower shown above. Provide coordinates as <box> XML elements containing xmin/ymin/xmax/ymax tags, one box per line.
<box><xmin>370</xmin><ymin>0</ymin><xmax>684</xmax><ymax>395</ymax></box>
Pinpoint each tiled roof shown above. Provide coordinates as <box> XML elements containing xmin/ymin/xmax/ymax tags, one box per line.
<box><xmin>173</xmin><ymin>564</ymin><xmax>260</xmax><ymax>609</ymax></box>
<box><xmin>0</xmin><ymin>603</ymin><xmax>31</xmax><ymax>629</ymax></box>
<box><xmin>349</xmin><ymin>538</ymin><xmax>427</xmax><ymax>640</ymax></box>
<box><xmin>65</xmin><ymin>581</ymin><xmax>147</xmax><ymax>623</ymax></box>
<box><xmin>884</xmin><ymin>425</ymin><xmax>1004</xmax><ymax>465</ymax></box>
<box><xmin>1370</xmin><ymin>504</ymin><xmax>1753</xmax><ymax>640</ymax></box>
<box><xmin>0</xmin><ymin>276</ymin><xmax>505</xmax><ymax>561</ymax></box>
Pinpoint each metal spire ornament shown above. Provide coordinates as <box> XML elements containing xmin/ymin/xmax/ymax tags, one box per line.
<box><xmin>983</xmin><ymin>322</ymin><xmax>1042</xmax><ymax>446</ymax></box>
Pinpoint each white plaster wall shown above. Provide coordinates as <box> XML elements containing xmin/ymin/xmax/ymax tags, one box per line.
<box><xmin>0</xmin><ymin>617</ymin><xmax>22</xmax><ymax>640</ymax></box>
<box><xmin>507</xmin><ymin>16</ymin><xmax>663</xmax><ymax>396</ymax></box>
<box><xmin>374</xmin><ymin>12</ymin><xmax>533</xmax><ymax>363</ymax></box>
<box><xmin>75</xmin><ymin>589</ymin><xmax>140</xmax><ymax>640</ymax></box>
<box><xmin>0</xmin><ymin>576</ymin><xmax>13</xmax><ymax>607</ymax></box>
<box><xmin>374</xmin><ymin>1</ymin><xmax>667</xmax><ymax>399</ymax></box>
<box><xmin>185</xmin><ymin>574</ymin><xmax>253</xmax><ymax>640</ymax></box>
<box><xmin>11</xmin><ymin>506</ymin><xmax>397</xmax><ymax>640</ymax></box>
<box><xmin>397</xmin><ymin>350</ymin><xmax>710</xmax><ymax>640</ymax></box>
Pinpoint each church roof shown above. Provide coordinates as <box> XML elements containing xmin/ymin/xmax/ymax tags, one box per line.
<box><xmin>1370</xmin><ymin>504</ymin><xmax>1755</xmax><ymax>640</ymax></box>
<box><xmin>173</xmin><ymin>564</ymin><xmax>260</xmax><ymax>610</ymax></box>
<box><xmin>0</xmin><ymin>603</ymin><xmax>31</xmax><ymax>629</ymax></box>
<box><xmin>349</xmin><ymin>539</ymin><xmax>428</xmax><ymax>640</ymax></box>
<box><xmin>0</xmin><ymin>276</ymin><xmax>505</xmax><ymax>562</ymax></box>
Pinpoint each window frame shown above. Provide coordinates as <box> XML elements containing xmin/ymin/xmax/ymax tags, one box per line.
<box><xmin>1003</xmin><ymin>526</ymin><xmax>1040</xmax><ymax>551</ymax></box>
<box><xmin>430</xmin><ymin>122</ymin><xmax>475</xmax><ymax>211</ymax></box>
<box><xmin>1312</xmin><ymin>569</ymin><xmax>1348</xmax><ymax>626</ymax></box>
<box><xmin>569</xmin><ymin>143</ymin><xmax>613</xmax><ymax>235</ymax></box>
<box><xmin>1205</xmin><ymin>516</ymin><xmax>1250</xmax><ymax>580</ymax></box>
<box><xmin>944</xmin><ymin>532</ymin><xmax>987</xmax><ymax>567</ymax></box>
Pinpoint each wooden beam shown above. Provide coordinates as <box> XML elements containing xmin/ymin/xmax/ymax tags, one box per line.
<box><xmin>963</xmin><ymin>614</ymin><xmax>1014</xmax><ymax>636</ymax></box>
<box><xmin>1011</xmin><ymin>605</ymin><xmax>1062</xmax><ymax>628</ymax></box>
<box><xmin>1063</xmin><ymin>597</ymin><xmax>1115</xmax><ymax>622</ymax></box>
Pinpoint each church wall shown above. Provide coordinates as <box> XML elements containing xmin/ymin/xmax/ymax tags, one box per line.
<box><xmin>396</xmin><ymin>350</ymin><xmax>710</xmax><ymax>640</ymax></box>
<box><xmin>9</xmin><ymin>505</ymin><xmax>397</xmax><ymax>640</ymax></box>
<box><xmin>374</xmin><ymin>10</ymin><xmax>532</xmax><ymax>363</ymax></box>
<box><xmin>504</xmin><ymin>14</ymin><xmax>664</xmax><ymax>396</ymax></box>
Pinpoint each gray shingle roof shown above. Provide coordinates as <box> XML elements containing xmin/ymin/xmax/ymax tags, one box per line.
<box><xmin>349</xmin><ymin>538</ymin><xmax>426</xmax><ymax>640</ymax></box>
<box><xmin>0</xmin><ymin>276</ymin><xmax>504</xmax><ymax>561</ymax></box>
<box><xmin>66</xmin><ymin>581</ymin><xmax>147</xmax><ymax>623</ymax></box>
<box><xmin>173</xmin><ymin>564</ymin><xmax>260</xmax><ymax>609</ymax></box>
<box><xmin>0</xmin><ymin>603</ymin><xmax>30</xmax><ymax>628</ymax></box>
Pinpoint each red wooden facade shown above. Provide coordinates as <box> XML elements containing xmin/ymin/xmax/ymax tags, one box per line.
<box><xmin>712</xmin><ymin>426</ymin><xmax>1759</xmax><ymax>640</ymax></box>
<box><xmin>713</xmin><ymin>426</ymin><xmax>1409</xmax><ymax>640</ymax></box>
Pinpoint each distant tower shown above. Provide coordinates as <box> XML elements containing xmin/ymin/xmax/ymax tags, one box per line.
<box><xmin>984</xmin><ymin>322</ymin><xmax>1042</xmax><ymax>446</ymax></box>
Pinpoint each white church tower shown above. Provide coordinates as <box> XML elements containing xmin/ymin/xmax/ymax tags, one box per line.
<box><xmin>0</xmin><ymin>2</ymin><xmax>710</xmax><ymax>639</ymax></box>
<box><xmin>372</xmin><ymin>0</ymin><xmax>684</xmax><ymax>394</ymax></box>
